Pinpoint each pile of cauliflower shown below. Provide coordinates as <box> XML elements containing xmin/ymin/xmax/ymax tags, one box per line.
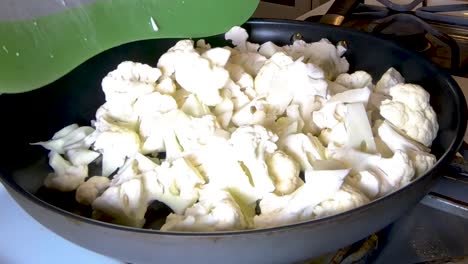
<box><xmin>33</xmin><ymin>26</ymin><xmax>439</xmax><ymax>231</ymax></box>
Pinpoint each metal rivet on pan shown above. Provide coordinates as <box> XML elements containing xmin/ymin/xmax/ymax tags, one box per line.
<box><xmin>338</xmin><ymin>40</ymin><xmax>349</xmax><ymax>50</ymax></box>
<box><xmin>291</xmin><ymin>33</ymin><xmax>303</xmax><ymax>43</ymax></box>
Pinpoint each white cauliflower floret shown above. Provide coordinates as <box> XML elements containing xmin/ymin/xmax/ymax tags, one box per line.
<box><xmin>254</xmin><ymin>168</ymin><xmax>349</xmax><ymax>228</ymax></box>
<box><xmin>269</xmin><ymin>105</ymin><xmax>305</xmax><ymax>139</ymax></box>
<box><xmin>92</xmin><ymin>177</ymin><xmax>147</xmax><ymax>228</ymax></box>
<box><xmin>279</xmin><ymin>133</ymin><xmax>326</xmax><ymax>170</ymax></box>
<box><xmin>93</xmin><ymin>126</ymin><xmax>141</xmax><ymax>177</ymax></box>
<box><xmin>335</xmin><ymin>71</ymin><xmax>373</xmax><ymax>90</ymax></box>
<box><xmin>229</xmin><ymin>125</ymin><xmax>278</xmax><ymax>196</ymax></box>
<box><xmin>255</xmin><ymin>52</ymin><xmax>327</xmax><ymax>115</ymax></box>
<box><xmin>229</xmin><ymin>51</ymin><xmax>266</xmax><ymax>77</ymax></box>
<box><xmin>157</xmin><ymin>40</ymin><xmax>230</xmax><ymax>106</ymax></box>
<box><xmin>346</xmin><ymin>171</ymin><xmax>381</xmax><ymax>199</ymax></box>
<box><xmin>192</xmin><ymin>142</ymin><xmax>259</xmax><ymax>205</ymax></box>
<box><xmin>144</xmin><ymin>157</ymin><xmax>205</xmax><ymax>215</ymax></box>
<box><xmin>44</xmin><ymin>152</ymin><xmax>88</xmax><ymax>192</ymax></box>
<box><xmin>283</xmin><ymin>39</ymin><xmax>349</xmax><ymax>79</ymax></box>
<box><xmin>312</xmin><ymin>184</ymin><xmax>370</xmax><ymax>218</ymax></box>
<box><xmin>375</xmin><ymin>120</ymin><xmax>436</xmax><ymax>176</ymax></box>
<box><xmin>202</xmin><ymin>47</ymin><xmax>231</xmax><ymax>67</ymax></box>
<box><xmin>318</xmin><ymin>122</ymin><xmax>347</xmax><ymax>147</ymax></box>
<box><xmin>75</xmin><ymin>176</ymin><xmax>110</xmax><ymax>206</ymax></box>
<box><xmin>31</xmin><ymin>124</ymin><xmax>95</xmax><ymax>154</ymax></box>
<box><xmin>231</xmin><ymin>99</ymin><xmax>274</xmax><ymax>127</ymax></box>
<box><xmin>375</xmin><ymin>67</ymin><xmax>404</xmax><ymax>95</ymax></box>
<box><xmin>133</xmin><ymin>92</ymin><xmax>178</xmax><ymax>118</ymax></box>
<box><xmin>155</xmin><ymin>76</ymin><xmax>177</xmax><ymax>95</ymax></box>
<box><xmin>65</xmin><ymin>149</ymin><xmax>100</xmax><ymax>166</ymax></box>
<box><xmin>259</xmin><ymin>41</ymin><xmax>284</xmax><ymax>58</ymax></box>
<box><xmin>224</xmin><ymin>63</ymin><xmax>256</xmax><ymax>100</ymax></box>
<box><xmin>328</xmin><ymin>147</ymin><xmax>415</xmax><ymax>194</ymax></box>
<box><xmin>380</xmin><ymin>83</ymin><xmax>438</xmax><ymax>146</ymax></box>
<box><xmin>225</xmin><ymin>26</ymin><xmax>260</xmax><ymax>52</ymax></box>
<box><xmin>101</xmin><ymin>61</ymin><xmax>160</xmax><ymax>103</ymax></box>
<box><xmin>181</xmin><ymin>93</ymin><xmax>211</xmax><ymax>117</ymax></box>
<box><xmin>266</xmin><ymin>151</ymin><xmax>303</xmax><ymax>195</ymax></box>
<box><xmin>161</xmin><ymin>186</ymin><xmax>251</xmax><ymax>232</ymax></box>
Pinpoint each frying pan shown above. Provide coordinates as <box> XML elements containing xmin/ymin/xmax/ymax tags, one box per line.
<box><xmin>0</xmin><ymin>3</ymin><xmax>467</xmax><ymax>264</ymax></box>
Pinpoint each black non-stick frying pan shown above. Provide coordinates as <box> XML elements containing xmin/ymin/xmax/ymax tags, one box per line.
<box><xmin>0</xmin><ymin>4</ymin><xmax>467</xmax><ymax>264</ymax></box>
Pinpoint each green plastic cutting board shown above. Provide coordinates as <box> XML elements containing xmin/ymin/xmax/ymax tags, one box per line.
<box><xmin>0</xmin><ymin>0</ymin><xmax>259</xmax><ymax>94</ymax></box>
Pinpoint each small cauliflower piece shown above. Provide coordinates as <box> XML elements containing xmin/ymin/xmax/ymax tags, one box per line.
<box><xmin>65</xmin><ymin>149</ymin><xmax>100</xmax><ymax>166</ymax></box>
<box><xmin>93</xmin><ymin>127</ymin><xmax>141</xmax><ymax>177</ymax></box>
<box><xmin>376</xmin><ymin>120</ymin><xmax>436</xmax><ymax>176</ymax></box>
<box><xmin>101</xmin><ymin>61</ymin><xmax>160</xmax><ymax>103</ymax></box>
<box><xmin>346</xmin><ymin>171</ymin><xmax>381</xmax><ymax>199</ymax></box>
<box><xmin>312</xmin><ymin>184</ymin><xmax>370</xmax><ymax>219</ymax></box>
<box><xmin>255</xmin><ymin>52</ymin><xmax>327</xmax><ymax>115</ymax></box>
<box><xmin>259</xmin><ymin>41</ymin><xmax>284</xmax><ymax>58</ymax></box>
<box><xmin>335</xmin><ymin>71</ymin><xmax>373</xmax><ymax>90</ymax></box>
<box><xmin>192</xmin><ymin>142</ymin><xmax>260</xmax><ymax>205</ymax></box>
<box><xmin>180</xmin><ymin>93</ymin><xmax>211</xmax><ymax>118</ymax></box>
<box><xmin>279</xmin><ymin>133</ymin><xmax>326</xmax><ymax>170</ymax></box>
<box><xmin>225</xmin><ymin>26</ymin><xmax>260</xmax><ymax>52</ymax></box>
<box><xmin>254</xmin><ymin>168</ymin><xmax>349</xmax><ymax>228</ymax></box>
<box><xmin>75</xmin><ymin>176</ymin><xmax>110</xmax><ymax>206</ymax></box>
<box><xmin>144</xmin><ymin>157</ymin><xmax>205</xmax><ymax>214</ymax></box>
<box><xmin>380</xmin><ymin>83</ymin><xmax>438</xmax><ymax>146</ymax></box>
<box><xmin>31</xmin><ymin>125</ymin><xmax>95</xmax><ymax>154</ymax></box>
<box><xmin>44</xmin><ymin>152</ymin><xmax>88</xmax><ymax>192</ymax></box>
<box><xmin>133</xmin><ymin>92</ymin><xmax>178</xmax><ymax>118</ymax></box>
<box><xmin>161</xmin><ymin>186</ymin><xmax>251</xmax><ymax>232</ymax></box>
<box><xmin>92</xmin><ymin>177</ymin><xmax>147</xmax><ymax>228</ymax></box>
<box><xmin>155</xmin><ymin>76</ymin><xmax>177</xmax><ymax>95</ymax></box>
<box><xmin>375</xmin><ymin>67</ymin><xmax>404</xmax><ymax>95</ymax></box>
<box><xmin>283</xmin><ymin>39</ymin><xmax>349</xmax><ymax>79</ymax></box>
<box><xmin>266</xmin><ymin>151</ymin><xmax>303</xmax><ymax>195</ymax></box>
<box><xmin>157</xmin><ymin>40</ymin><xmax>229</xmax><ymax>106</ymax></box>
<box><xmin>328</xmin><ymin>147</ymin><xmax>415</xmax><ymax>193</ymax></box>
<box><xmin>229</xmin><ymin>125</ymin><xmax>278</xmax><ymax>196</ymax></box>
<box><xmin>231</xmin><ymin>99</ymin><xmax>274</xmax><ymax>127</ymax></box>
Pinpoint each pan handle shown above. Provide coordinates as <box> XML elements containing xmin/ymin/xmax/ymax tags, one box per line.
<box><xmin>319</xmin><ymin>0</ymin><xmax>361</xmax><ymax>26</ymax></box>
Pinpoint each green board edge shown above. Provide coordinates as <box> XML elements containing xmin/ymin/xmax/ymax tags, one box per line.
<box><xmin>0</xmin><ymin>0</ymin><xmax>259</xmax><ymax>94</ymax></box>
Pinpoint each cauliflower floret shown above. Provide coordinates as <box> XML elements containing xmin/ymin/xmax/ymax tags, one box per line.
<box><xmin>75</xmin><ymin>176</ymin><xmax>110</xmax><ymax>206</ymax></box>
<box><xmin>202</xmin><ymin>47</ymin><xmax>231</xmax><ymax>67</ymax></box>
<box><xmin>144</xmin><ymin>157</ymin><xmax>205</xmax><ymax>215</ymax></box>
<box><xmin>255</xmin><ymin>52</ymin><xmax>327</xmax><ymax>115</ymax></box>
<box><xmin>269</xmin><ymin>104</ymin><xmax>305</xmax><ymax>139</ymax></box>
<box><xmin>92</xmin><ymin>177</ymin><xmax>147</xmax><ymax>228</ymax></box>
<box><xmin>65</xmin><ymin>149</ymin><xmax>100</xmax><ymax>166</ymax></box>
<box><xmin>266</xmin><ymin>151</ymin><xmax>303</xmax><ymax>195</ymax></box>
<box><xmin>328</xmin><ymin>147</ymin><xmax>415</xmax><ymax>194</ymax></box>
<box><xmin>318</xmin><ymin>122</ymin><xmax>347</xmax><ymax>147</ymax></box>
<box><xmin>44</xmin><ymin>152</ymin><xmax>88</xmax><ymax>192</ymax></box>
<box><xmin>101</xmin><ymin>61</ymin><xmax>160</xmax><ymax>103</ymax></box>
<box><xmin>229</xmin><ymin>125</ymin><xmax>278</xmax><ymax>196</ymax></box>
<box><xmin>375</xmin><ymin>120</ymin><xmax>436</xmax><ymax>176</ymax></box>
<box><xmin>133</xmin><ymin>92</ymin><xmax>178</xmax><ymax>118</ymax></box>
<box><xmin>279</xmin><ymin>133</ymin><xmax>326</xmax><ymax>170</ymax></box>
<box><xmin>259</xmin><ymin>41</ymin><xmax>284</xmax><ymax>58</ymax></box>
<box><xmin>346</xmin><ymin>171</ymin><xmax>381</xmax><ymax>199</ymax></box>
<box><xmin>31</xmin><ymin>124</ymin><xmax>95</xmax><ymax>154</ymax></box>
<box><xmin>225</xmin><ymin>26</ymin><xmax>260</xmax><ymax>52</ymax></box>
<box><xmin>312</xmin><ymin>184</ymin><xmax>370</xmax><ymax>218</ymax></box>
<box><xmin>335</xmin><ymin>71</ymin><xmax>373</xmax><ymax>90</ymax></box>
<box><xmin>93</xmin><ymin>126</ymin><xmax>141</xmax><ymax>177</ymax></box>
<box><xmin>161</xmin><ymin>186</ymin><xmax>251</xmax><ymax>232</ymax></box>
<box><xmin>254</xmin><ymin>168</ymin><xmax>349</xmax><ymax>228</ymax></box>
<box><xmin>380</xmin><ymin>83</ymin><xmax>439</xmax><ymax>146</ymax></box>
<box><xmin>157</xmin><ymin>40</ymin><xmax>230</xmax><ymax>106</ymax></box>
<box><xmin>180</xmin><ymin>93</ymin><xmax>211</xmax><ymax>117</ymax></box>
<box><xmin>231</xmin><ymin>99</ymin><xmax>275</xmax><ymax>127</ymax></box>
<box><xmin>229</xmin><ymin>52</ymin><xmax>267</xmax><ymax>77</ymax></box>
<box><xmin>375</xmin><ymin>67</ymin><xmax>404</xmax><ymax>95</ymax></box>
<box><xmin>192</xmin><ymin>142</ymin><xmax>259</xmax><ymax>205</ymax></box>
<box><xmin>283</xmin><ymin>39</ymin><xmax>349</xmax><ymax>79</ymax></box>
<box><xmin>224</xmin><ymin>63</ymin><xmax>256</xmax><ymax>100</ymax></box>
<box><xmin>155</xmin><ymin>76</ymin><xmax>177</xmax><ymax>95</ymax></box>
